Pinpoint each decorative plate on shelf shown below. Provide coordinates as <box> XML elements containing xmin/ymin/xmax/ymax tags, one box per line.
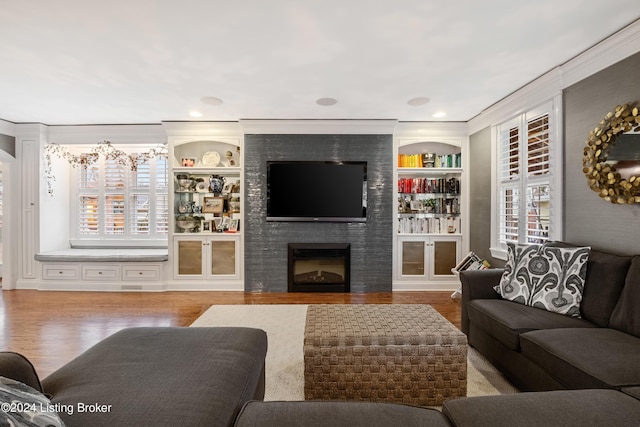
<box><xmin>195</xmin><ymin>182</ymin><xmax>208</xmax><ymax>193</ymax></box>
<box><xmin>202</xmin><ymin>151</ymin><xmax>221</xmax><ymax>167</ymax></box>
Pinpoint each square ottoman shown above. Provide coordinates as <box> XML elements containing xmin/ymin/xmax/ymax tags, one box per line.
<box><xmin>304</xmin><ymin>304</ymin><xmax>467</xmax><ymax>406</ymax></box>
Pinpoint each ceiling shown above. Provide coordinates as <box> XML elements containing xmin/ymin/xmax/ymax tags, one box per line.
<box><xmin>1</xmin><ymin>1</ymin><xmax>639</xmax><ymax>125</ymax></box>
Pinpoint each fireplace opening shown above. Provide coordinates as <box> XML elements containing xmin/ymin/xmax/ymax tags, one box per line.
<box><xmin>288</xmin><ymin>243</ymin><xmax>350</xmax><ymax>292</ymax></box>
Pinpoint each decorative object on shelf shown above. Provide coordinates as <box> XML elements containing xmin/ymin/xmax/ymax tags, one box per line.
<box><xmin>176</xmin><ymin>216</ymin><xmax>198</xmax><ymax>232</ymax></box>
<box><xmin>202</xmin><ymin>151</ymin><xmax>221</xmax><ymax>167</ymax></box>
<box><xmin>201</xmin><ymin>219</ymin><xmax>212</xmax><ymax>232</ymax></box>
<box><xmin>44</xmin><ymin>140</ymin><xmax>167</xmax><ymax>196</ymax></box>
<box><xmin>177</xmin><ymin>175</ymin><xmax>195</xmax><ymax>192</ymax></box>
<box><xmin>195</xmin><ymin>181</ymin><xmax>208</xmax><ymax>192</ymax></box>
<box><xmin>225</xmin><ymin>150</ymin><xmax>235</xmax><ymax>166</ymax></box>
<box><xmin>213</xmin><ymin>217</ymin><xmax>223</xmax><ymax>231</ymax></box>
<box><xmin>583</xmin><ymin>103</ymin><xmax>640</xmax><ymax>204</ymax></box>
<box><xmin>177</xmin><ymin>201</ymin><xmax>193</xmax><ymax>214</ymax></box>
<box><xmin>203</xmin><ymin>196</ymin><xmax>224</xmax><ymax>214</ymax></box>
<box><xmin>228</xmin><ymin>218</ymin><xmax>239</xmax><ymax>233</ymax></box>
<box><xmin>181</xmin><ymin>157</ymin><xmax>197</xmax><ymax>167</ymax></box>
<box><xmin>229</xmin><ymin>196</ymin><xmax>240</xmax><ymax>213</ymax></box>
<box><xmin>422</xmin><ymin>152</ymin><xmax>436</xmax><ymax>167</ymax></box>
<box><xmin>209</xmin><ymin>174</ymin><xmax>226</xmax><ymax>194</ymax></box>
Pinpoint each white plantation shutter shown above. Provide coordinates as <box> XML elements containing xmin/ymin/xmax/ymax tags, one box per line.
<box><xmin>79</xmin><ymin>195</ymin><xmax>100</xmax><ymax>235</ymax></box>
<box><xmin>130</xmin><ymin>194</ymin><xmax>150</xmax><ymax>234</ymax></box>
<box><xmin>499</xmin><ymin>186</ymin><xmax>519</xmax><ymax>242</ymax></box>
<box><xmin>104</xmin><ymin>194</ymin><xmax>125</xmax><ymax>234</ymax></box>
<box><xmin>75</xmin><ymin>148</ymin><xmax>168</xmax><ymax>241</ymax></box>
<box><xmin>527</xmin><ymin>114</ymin><xmax>550</xmax><ymax>177</ymax></box>
<box><xmin>496</xmin><ymin>102</ymin><xmax>555</xmax><ymax>249</ymax></box>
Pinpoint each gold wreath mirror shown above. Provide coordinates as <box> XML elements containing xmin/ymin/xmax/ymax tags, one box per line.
<box><xmin>583</xmin><ymin>103</ymin><xmax>640</xmax><ymax>204</ymax></box>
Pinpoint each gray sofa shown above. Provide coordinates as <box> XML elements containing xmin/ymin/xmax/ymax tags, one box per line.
<box><xmin>1</xmin><ymin>327</ymin><xmax>268</xmax><ymax>427</ymax></box>
<box><xmin>459</xmin><ymin>243</ymin><xmax>640</xmax><ymax>393</ymax></box>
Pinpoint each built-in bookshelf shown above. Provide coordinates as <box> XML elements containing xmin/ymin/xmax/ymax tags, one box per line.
<box><xmin>393</xmin><ymin>133</ymin><xmax>468</xmax><ymax>291</ymax></box>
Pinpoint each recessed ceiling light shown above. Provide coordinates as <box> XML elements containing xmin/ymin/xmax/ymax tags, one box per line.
<box><xmin>189</xmin><ymin>111</ymin><xmax>203</xmax><ymax>118</ymax></box>
<box><xmin>432</xmin><ymin>111</ymin><xmax>447</xmax><ymax>118</ymax></box>
<box><xmin>201</xmin><ymin>96</ymin><xmax>224</xmax><ymax>106</ymax></box>
<box><xmin>316</xmin><ymin>97</ymin><xmax>338</xmax><ymax>106</ymax></box>
<box><xmin>407</xmin><ymin>97</ymin><xmax>430</xmax><ymax>106</ymax></box>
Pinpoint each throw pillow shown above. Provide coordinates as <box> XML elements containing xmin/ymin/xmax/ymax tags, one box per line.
<box><xmin>494</xmin><ymin>242</ymin><xmax>541</xmax><ymax>304</ymax></box>
<box><xmin>527</xmin><ymin>245</ymin><xmax>590</xmax><ymax>317</ymax></box>
<box><xmin>495</xmin><ymin>242</ymin><xmax>590</xmax><ymax>317</ymax></box>
<box><xmin>0</xmin><ymin>376</ymin><xmax>66</xmax><ymax>427</ymax></box>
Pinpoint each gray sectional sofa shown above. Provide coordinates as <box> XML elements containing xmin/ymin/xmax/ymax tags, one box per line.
<box><xmin>459</xmin><ymin>243</ymin><xmax>640</xmax><ymax>393</ymax></box>
<box><xmin>2</xmin><ymin>267</ymin><xmax>640</xmax><ymax>427</ymax></box>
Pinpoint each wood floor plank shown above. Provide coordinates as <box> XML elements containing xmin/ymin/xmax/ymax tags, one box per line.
<box><xmin>0</xmin><ymin>290</ymin><xmax>461</xmax><ymax>379</ymax></box>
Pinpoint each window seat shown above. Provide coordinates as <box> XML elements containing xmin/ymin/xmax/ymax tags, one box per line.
<box><xmin>35</xmin><ymin>248</ymin><xmax>169</xmax><ymax>263</ymax></box>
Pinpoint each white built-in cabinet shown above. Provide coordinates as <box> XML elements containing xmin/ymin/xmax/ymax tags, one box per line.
<box><xmin>164</xmin><ymin>122</ymin><xmax>244</xmax><ymax>290</ymax></box>
<box><xmin>393</xmin><ymin>125</ymin><xmax>469</xmax><ymax>291</ymax></box>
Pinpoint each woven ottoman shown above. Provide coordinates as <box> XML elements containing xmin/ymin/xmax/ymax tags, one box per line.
<box><xmin>304</xmin><ymin>304</ymin><xmax>467</xmax><ymax>406</ymax></box>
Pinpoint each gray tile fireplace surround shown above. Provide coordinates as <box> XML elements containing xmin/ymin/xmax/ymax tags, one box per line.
<box><xmin>244</xmin><ymin>134</ymin><xmax>393</xmax><ymax>292</ymax></box>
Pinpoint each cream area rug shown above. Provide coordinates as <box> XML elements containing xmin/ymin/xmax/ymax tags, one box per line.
<box><xmin>190</xmin><ymin>304</ymin><xmax>518</xmax><ymax>401</ymax></box>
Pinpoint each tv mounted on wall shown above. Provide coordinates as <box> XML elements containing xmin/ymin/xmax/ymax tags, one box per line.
<box><xmin>267</xmin><ymin>161</ymin><xmax>367</xmax><ymax>222</ymax></box>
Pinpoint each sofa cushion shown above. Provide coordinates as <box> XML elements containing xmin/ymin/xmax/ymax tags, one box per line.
<box><xmin>442</xmin><ymin>389</ymin><xmax>640</xmax><ymax>427</ymax></box>
<box><xmin>234</xmin><ymin>401</ymin><xmax>452</xmax><ymax>427</ymax></box>
<box><xmin>622</xmin><ymin>386</ymin><xmax>640</xmax><ymax>401</ymax></box>
<box><xmin>609</xmin><ymin>256</ymin><xmax>640</xmax><ymax>338</ymax></box>
<box><xmin>580</xmin><ymin>249</ymin><xmax>632</xmax><ymax>327</ymax></box>
<box><xmin>42</xmin><ymin>327</ymin><xmax>267</xmax><ymax>427</ymax></box>
<box><xmin>495</xmin><ymin>243</ymin><xmax>590</xmax><ymax>317</ymax></box>
<box><xmin>0</xmin><ymin>376</ymin><xmax>65</xmax><ymax>427</ymax></box>
<box><xmin>520</xmin><ymin>328</ymin><xmax>640</xmax><ymax>389</ymax></box>
<box><xmin>467</xmin><ymin>299</ymin><xmax>596</xmax><ymax>351</ymax></box>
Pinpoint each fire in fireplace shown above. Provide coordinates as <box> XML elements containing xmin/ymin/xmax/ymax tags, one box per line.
<box><xmin>288</xmin><ymin>243</ymin><xmax>350</xmax><ymax>292</ymax></box>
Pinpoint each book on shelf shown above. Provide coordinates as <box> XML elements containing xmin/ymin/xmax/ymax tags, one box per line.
<box><xmin>398</xmin><ymin>216</ymin><xmax>461</xmax><ymax>234</ymax></box>
<box><xmin>398</xmin><ymin>153</ymin><xmax>461</xmax><ymax>168</ymax></box>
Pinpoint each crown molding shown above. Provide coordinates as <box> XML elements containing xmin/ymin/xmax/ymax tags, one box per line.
<box><xmin>468</xmin><ymin>18</ymin><xmax>640</xmax><ymax>134</ymax></box>
<box><xmin>394</xmin><ymin>121</ymin><xmax>468</xmax><ymax>139</ymax></box>
<box><xmin>0</xmin><ymin>119</ymin><xmax>16</xmax><ymax>137</ymax></box>
<box><xmin>239</xmin><ymin>119</ymin><xmax>398</xmax><ymax>135</ymax></box>
<box><xmin>162</xmin><ymin>121</ymin><xmax>243</xmax><ymax>137</ymax></box>
<box><xmin>47</xmin><ymin>124</ymin><xmax>166</xmax><ymax>145</ymax></box>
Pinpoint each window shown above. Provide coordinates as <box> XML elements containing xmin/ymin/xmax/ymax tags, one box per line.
<box><xmin>491</xmin><ymin>100</ymin><xmax>561</xmax><ymax>258</ymax></box>
<box><xmin>74</xmin><ymin>148</ymin><xmax>168</xmax><ymax>243</ymax></box>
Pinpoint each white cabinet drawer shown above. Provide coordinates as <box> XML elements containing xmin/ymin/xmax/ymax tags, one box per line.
<box><xmin>122</xmin><ymin>265</ymin><xmax>162</xmax><ymax>281</ymax></box>
<box><xmin>43</xmin><ymin>264</ymin><xmax>80</xmax><ymax>280</ymax></box>
<box><xmin>82</xmin><ymin>265</ymin><xmax>120</xmax><ymax>281</ymax></box>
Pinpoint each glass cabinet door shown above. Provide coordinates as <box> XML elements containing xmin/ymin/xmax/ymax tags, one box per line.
<box><xmin>430</xmin><ymin>237</ymin><xmax>459</xmax><ymax>278</ymax></box>
<box><xmin>401</xmin><ymin>241</ymin><xmax>425</xmax><ymax>276</ymax></box>
<box><xmin>176</xmin><ymin>239</ymin><xmax>203</xmax><ymax>276</ymax></box>
<box><xmin>210</xmin><ymin>239</ymin><xmax>237</xmax><ymax>276</ymax></box>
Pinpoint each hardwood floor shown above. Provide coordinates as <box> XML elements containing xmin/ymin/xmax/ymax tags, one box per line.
<box><xmin>0</xmin><ymin>290</ymin><xmax>461</xmax><ymax>379</ymax></box>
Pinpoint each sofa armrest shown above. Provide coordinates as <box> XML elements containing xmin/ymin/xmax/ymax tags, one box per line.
<box><xmin>460</xmin><ymin>269</ymin><xmax>504</xmax><ymax>336</ymax></box>
<box><xmin>0</xmin><ymin>352</ymin><xmax>43</xmax><ymax>392</ymax></box>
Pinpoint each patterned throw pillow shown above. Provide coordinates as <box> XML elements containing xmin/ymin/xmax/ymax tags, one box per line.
<box><xmin>0</xmin><ymin>376</ymin><xmax>66</xmax><ymax>427</ymax></box>
<box><xmin>495</xmin><ymin>242</ymin><xmax>590</xmax><ymax>317</ymax></box>
<box><xmin>528</xmin><ymin>245</ymin><xmax>590</xmax><ymax>317</ymax></box>
<box><xmin>494</xmin><ymin>242</ymin><xmax>541</xmax><ymax>304</ymax></box>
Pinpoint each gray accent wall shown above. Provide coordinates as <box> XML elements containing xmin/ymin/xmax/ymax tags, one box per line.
<box><xmin>564</xmin><ymin>51</ymin><xmax>640</xmax><ymax>254</ymax></box>
<box><xmin>243</xmin><ymin>134</ymin><xmax>393</xmax><ymax>292</ymax></box>
<box><xmin>468</xmin><ymin>127</ymin><xmax>504</xmax><ymax>267</ymax></box>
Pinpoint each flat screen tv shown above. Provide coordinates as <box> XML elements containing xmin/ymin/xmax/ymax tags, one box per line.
<box><xmin>267</xmin><ymin>161</ymin><xmax>367</xmax><ymax>222</ymax></box>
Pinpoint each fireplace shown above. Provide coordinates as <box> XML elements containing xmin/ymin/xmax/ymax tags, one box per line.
<box><xmin>288</xmin><ymin>243</ymin><xmax>350</xmax><ymax>292</ymax></box>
